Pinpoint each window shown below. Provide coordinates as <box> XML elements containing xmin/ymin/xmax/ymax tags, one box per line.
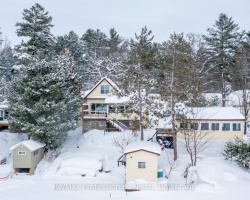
<box><xmin>138</xmin><ymin>162</ymin><xmax>146</xmax><ymax>169</ymax></box>
<box><xmin>212</xmin><ymin>123</ymin><xmax>219</xmax><ymax>131</ymax></box>
<box><xmin>91</xmin><ymin>104</ymin><xmax>107</xmax><ymax>114</ymax></box>
<box><xmin>190</xmin><ymin>123</ymin><xmax>198</xmax><ymax>130</ymax></box>
<box><xmin>18</xmin><ymin>151</ymin><xmax>26</xmax><ymax>155</ymax></box>
<box><xmin>222</xmin><ymin>123</ymin><xmax>230</xmax><ymax>131</ymax></box>
<box><xmin>233</xmin><ymin>123</ymin><xmax>241</xmax><ymax>131</ymax></box>
<box><xmin>0</xmin><ymin>110</ymin><xmax>3</xmax><ymax>120</ymax></box>
<box><xmin>180</xmin><ymin>123</ymin><xmax>188</xmax><ymax>129</ymax></box>
<box><xmin>108</xmin><ymin>105</ymin><xmax>116</xmax><ymax>113</ymax></box>
<box><xmin>201</xmin><ymin>123</ymin><xmax>209</xmax><ymax>130</ymax></box>
<box><xmin>117</xmin><ymin>105</ymin><xmax>125</xmax><ymax>113</ymax></box>
<box><xmin>33</xmin><ymin>150</ymin><xmax>38</xmax><ymax>156</ymax></box>
<box><xmin>101</xmin><ymin>85</ymin><xmax>110</xmax><ymax>94</ymax></box>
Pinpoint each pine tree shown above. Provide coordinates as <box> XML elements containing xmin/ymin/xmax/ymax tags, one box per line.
<box><xmin>223</xmin><ymin>138</ymin><xmax>250</xmax><ymax>168</ymax></box>
<box><xmin>8</xmin><ymin>50</ymin><xmax>82</xmax><ymax>149</ymax></box>
<box><xmin>118</xmin><ymin>27</ymin><xmax>157</xmax><ymax>140</ymax></box>
<box><xmin>81</xmin><ymin>28</ymin><xmax>127</xmax><ymax>89</ymax></box>
<box><xmin>15</xmin><ymin>3</ymin><xmax>54</xmax><ymax>60</ymax></box>
<box><xmin>54</xmin><ymin>31</ymin><xmax>87</xmax><ymax>84</ymax></box>
<box><xmin>204</xmin><ymin>13</ymin><xmax>244</xmax><ymax>106</ymax></box>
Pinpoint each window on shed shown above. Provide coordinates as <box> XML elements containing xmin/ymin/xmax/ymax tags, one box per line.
<box><xmin>18</xmin><ymin>151</ymin><xmax>26</xmax><ymax>155</ymax></box>
<box><xmin>33</xmin><ymin>149</ymin><xmax>38</xmax><ymax>156</ymax></box>
<box><xmin>233</xmin><ymin>123</ymin><xmax>241</xmax><ymax>131</ymax></box>
<box><xmin>138</xmin><ymin>162</ymin><xmax>146</xmax><ymax>169</ymax></box>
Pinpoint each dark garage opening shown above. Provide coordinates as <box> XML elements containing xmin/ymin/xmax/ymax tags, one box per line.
<box><xmin>16</xmin><ymin>168</ymin><xmax>30</xmax><ymax>173</ymax></box>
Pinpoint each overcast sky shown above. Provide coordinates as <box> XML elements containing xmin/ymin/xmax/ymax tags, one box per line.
<box><xmin>0</xmin><ymin>0</ymin><xmax>250</xmax><ymax>45</ymax></box>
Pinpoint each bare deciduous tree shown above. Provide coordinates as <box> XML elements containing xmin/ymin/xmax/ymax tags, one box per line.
<box><xmin>112</xmin><ymin>131</ymin><xmax>138</xmax><ymax>153</ymax></box>
<box><xmin>176</xmin><ymin>107</ymin><xmax>214</xmax><ymax>166</ymax></box>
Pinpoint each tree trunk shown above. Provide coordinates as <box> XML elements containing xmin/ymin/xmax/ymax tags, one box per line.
<box><xmin>138</xmin><ymin>82</ymin><xmax>144</xmax><ymax>140</ymax></box>
<box><xmin>171</xmin><ymin>42</ymin><xmax>177</xmax><ymax>160</ymax></box>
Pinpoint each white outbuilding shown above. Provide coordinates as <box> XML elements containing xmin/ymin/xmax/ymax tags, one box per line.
<box><xmin>124</xmin><ymin>141</ymin><xmax>161</xmax><ymax>185</ymax></box>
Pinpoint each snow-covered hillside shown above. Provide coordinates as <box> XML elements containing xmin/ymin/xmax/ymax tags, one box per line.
<box><xmin>0</xmin><ymin>128</ymin><xmax>250</xmax><ymax>200</ymax></box>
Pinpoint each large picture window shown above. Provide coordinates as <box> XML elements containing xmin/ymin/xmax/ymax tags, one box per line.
<box><xmin>101</xmin><ymin>85</ymin><xmax>110</xmax><ymax>94</ymax></box>
<box><xmin>233</xmin><ymin>123</ymin><xmax>241</xmax><ymax>131</ymax></box>
<box><xmin>91</xmin><ymin>104</ymin><xmax>107</xmax><ymax>114</ymax></box>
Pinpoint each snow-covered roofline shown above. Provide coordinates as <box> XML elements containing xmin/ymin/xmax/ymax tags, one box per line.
<box><xmin>124</xmin><ymin>141</ymin><xmax>161</xmax><ymax>155</ymax></box>
<box><xmin>104</xmin><ymin>96</ymin><xmax>130</xmax><ymax>104</ymax></box>
<box><xmin>82</xmin><ymin>77</ymin><xmax>119</xmax><ymax>99</ymax></box>
<box><xmin>10</xmin><ymin>140</ymin><xmax>46</xmax><ymax>152</ymax></box>
<box><xmin>184</xmin><ymin>107</ymin><xmax>245</xmax><ymax>120</ymax></box>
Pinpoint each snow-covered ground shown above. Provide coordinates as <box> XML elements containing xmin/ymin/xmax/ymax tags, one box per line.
<box><xmin>0</xmin><ymin>128</ymin><xmax>250</xmax><ymax>200</ymax></box>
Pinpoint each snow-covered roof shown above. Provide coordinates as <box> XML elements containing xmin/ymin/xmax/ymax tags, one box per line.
<box><xmin>82</xmin><ymin>77</ymin><xmax>119</xmax><ymax>99</ymax></box>
<box><xmin>186</xmin><ymin>107</ymin><xmax>245</xmax><ymax>120</ymax></box>
<box><xmin>10</xmin><ymin>140</ymin><xmax>46</xmax><ymax>151</ymax></box>
<box><xmin>0</xmin><ymin>104</ymin><xmax>8</xmax><ymax>109</ymax></box>
<box><xmin>124</xmin><ymin>141</ymin><xmax>161</xmax><ymax>155</ymax></box>
<box><xmin>104</xmin><ymin>96</ymin><xmax>130</xmax><ymax>104</ymax></box>
<box><xmin>81</xmin><ymin>90</ymin><xmax>91</xmax><ymax>98</ymax></box>
<box><xmin>0</xmin><ymin>100</ymin><xmax>8</xmax><ymax>109</ymax></box>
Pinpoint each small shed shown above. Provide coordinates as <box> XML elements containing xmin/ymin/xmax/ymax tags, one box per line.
<box><xmin>9</xmin><ymin>140</ymin><xmax>46</xmax><ymax>174</ymax></box>
<box><xmin>124</xmin><ymin>141</ymin><xmax>161</xmax><ymax>184</ymax></box>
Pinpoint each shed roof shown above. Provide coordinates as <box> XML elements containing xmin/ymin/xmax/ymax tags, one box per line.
<box><xmin>10</xmin><ymin>140</ymin><xmax>46</xmax><ymax>151</ymax></box>
<box><xmin>124</xmin><ymin>141</ymin><xmax>161</xmax><ymax>155</ymax></box>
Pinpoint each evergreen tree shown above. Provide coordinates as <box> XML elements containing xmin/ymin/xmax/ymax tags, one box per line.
<box><xmin>223</xmin><ymin>138</ymin><xmax>250</xmax><ymax>168</ymax></box>
<box><xmin>81</xmin><ymin>28</ymin><xmax>127</xmax><ymax>89</ymax></box>
<box><xmin>8</xmin><ymin>50</ymin><xmax>82</xmax><ymax>149</ymax></box>
<box><xmin>54</xmin><ymin>31</ymin><xmax>87</xmax><ymax>84</ymax></box>
<box><xmin>118</xmin><ymin>27</ymin><xmax>157</xmax><ymax>140</ymax></box>
<box><xmin>0</xmin><ymin>30</ymin><xmax>15</xmax><ymax>99</ymax></box>
<box><xmin>15</xmin><ymin>3</ymin><xmax>54</xmax><ymax>60</ymax></box>
<box><xmin>204</xmin><ymin>13</ymin><xmax>244</xmax><ymax>106</ymax></box>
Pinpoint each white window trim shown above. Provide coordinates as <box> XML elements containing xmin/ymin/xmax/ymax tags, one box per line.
<box><xmin>33</xmin><ymin>149</ymin><xmax>38</xmax><ymax>156</ymax></box>
<box><xmin>100</xmin><ymin>85</ymin><xmax>110</xmax><ymax>94</ymax></box>
<box><xmin>138</xmin><ymin>162</ymin><xmax>146</xmax><ymax>169</ymax></box>
<box><xmin>222</xmin><ymin>123</ymin><xmax>230</xmax><ymax>131</ymax></box>
<box><xmin>232</xmin><ymin>123</ymin><xmax>241</xmax><ymax>131</ymax></box>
